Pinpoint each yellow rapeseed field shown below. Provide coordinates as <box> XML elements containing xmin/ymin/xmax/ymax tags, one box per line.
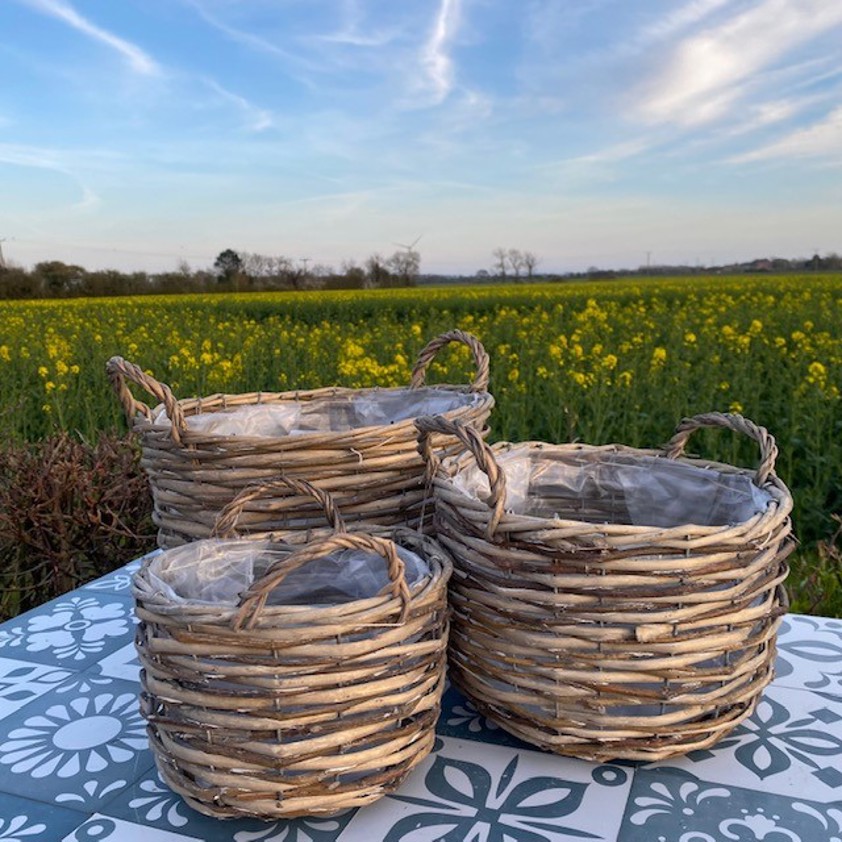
<box><xmin>2</xmin><ymin>274</ymin><xmax>841</xmax><ymax>569</ymax></box>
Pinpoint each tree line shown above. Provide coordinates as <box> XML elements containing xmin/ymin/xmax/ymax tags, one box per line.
<box><xmin>0</xmin><ymin>245</ymin><xmax>423</xmax><ymax>300</ymax></box>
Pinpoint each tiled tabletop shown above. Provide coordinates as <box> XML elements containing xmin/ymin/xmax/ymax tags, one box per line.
<box><xmin>1</xmin><ymin>553</ymin><xmax>841</xmax><ymax>842</ymax></box>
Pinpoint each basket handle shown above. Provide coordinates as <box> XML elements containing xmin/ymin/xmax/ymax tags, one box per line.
<box><xmin>233</xmin><ymin>532</ymin><xmax>412</xmax><ymax>629</ymax></box>
<box><xmin>410</xmin><ymin>330</ymin><xmax>490</xmax><ymax>393</ymax></box>
<box><xmin>106</xmin><ymin>356</ymin><xmax>187</xmax><ymax>444</ymax></box>
<box><xmin>415</xmin><ymin>414</ymin><xmax>506</xmax><ymax>538</ymax></box>
<box><xmin>213</xmin><ymin>477</ymin><xmax>346</xmax><ymax>538</ymax></box>
<box><xmin>663</xmin><ymin>412</ymin><xmax>778</xmax><ymax>487</ymax></box>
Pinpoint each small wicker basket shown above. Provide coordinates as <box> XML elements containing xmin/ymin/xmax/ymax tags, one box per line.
<box><xmin>416</xmin><ymin>412</ymin><xmax>794</xmax><ymax>762</ymax></box>
<box><xmin>108</xmin><ymin>330</ymin><xmax>493</xmax><ymax>548</ymax></box>
<box><xmin>134</xmin><ymin>477</ymin><xmax>452</xmax><ymax>819</ymax></box>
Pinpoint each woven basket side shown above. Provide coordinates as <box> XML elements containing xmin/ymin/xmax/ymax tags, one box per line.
<box><xmin>134</xmin><ymin>528</ymin><xmax>453</xmax><ymax>819</ymax></box>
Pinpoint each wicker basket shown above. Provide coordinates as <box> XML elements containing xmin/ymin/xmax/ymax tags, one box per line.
<box><xmin>107</xmin><ymin>330</ymin><xmax>493</xmax><ymax>547</ymax></box>
<box><xmin>416</xmin><ymin>412</ymin><xmax>794</xmax><ymax>762</ymax></box>
<box><xmin>134</xmin><ymin>477</ymin><xmax>452</xmax><ymax>819</ymax></box>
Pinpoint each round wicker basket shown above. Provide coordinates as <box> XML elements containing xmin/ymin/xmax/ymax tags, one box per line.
<box><xmin>416</xmin><ymin>413</ymin><xmax>794</xmax><ymax>762</ymax></box>
<box><xmin>107</xmin><ymin>330</ymin><xmax>493</xmax><ymax>547</ymax></box>
<box><xmin>134</xmin><ymin>477</ymin><xmax>452</xmax><ymax>819</ymax></box>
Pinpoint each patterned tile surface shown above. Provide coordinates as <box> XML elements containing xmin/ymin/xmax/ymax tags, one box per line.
<box><xmin>0</xmin><ymin>558</ymin><xmax>839</xmax><ymax>841</ymax></box>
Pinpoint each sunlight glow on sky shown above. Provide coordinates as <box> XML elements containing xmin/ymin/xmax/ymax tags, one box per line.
<box><xmin>1</xmin><ymin>0</ymin><xmax>841</xmax><ymax>274</ymax></box>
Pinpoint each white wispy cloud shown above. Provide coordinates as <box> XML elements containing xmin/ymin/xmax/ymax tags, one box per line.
<box><xmin>639</xmin><ymin>0</ymin><xmax>734</xmax><ymax>42</ymax></box>
<box><xmin>182</xmin><ymin>0</ymin><xmax>316</xmax><ymax>74</ymax></box>
<box><xmin>636</xmin><ymin>0</ymin><xmax>842</xmax><ymax>126</ymax></box>
<box><xmin>18</xmin><ymin>0</ymin><xmax>160</xmax><ymax>75</ymax></box>
<box><xmin>419</xmin><ymin>0</ymin><xmax>461</xmax><ymax>105</ymax></box>
<box><xmin>0</xmin><ymin>142</ymin><xmax>101</xmax><ymax>210</ymax></box>
<box><xmin>316</xmin><ymin>0</ymin><xmax>398</xmax><ymax>47</ymax></box>
<box><xmin>204</xmin><ymin>80</ymin><xmax>274</xmax><ymax>132</ymax></box>
<box><xmin>730</xmin><ymin>105</ymin><xmax>842</xmax><ymax>162</ymax></box>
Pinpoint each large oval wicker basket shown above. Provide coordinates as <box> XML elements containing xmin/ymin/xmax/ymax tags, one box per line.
<box><xmin>107</xmin><ymin>330</ymin><xmax>493</xmax><ymax>547</ymax></box>
<box><xmin>134</xmin><ymin>477</ymin><xmax>452</xmax><ymax>819</ymax></box>
<box><xmin>416</xmin><ymin>412</ymin><xmax>794</xmax><ymax>762</ymax></box>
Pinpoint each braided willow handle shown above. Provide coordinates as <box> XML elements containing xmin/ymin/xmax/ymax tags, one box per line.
<box><xmin>664</xmin><ymin>412</ymin><xmax>778</xmax><ymax>486</ymax></box>
<box><xmin>415</xmin><ymin>415</ymin><xmax>506</xmax><ymax>538</ymax></box>
<box><xmin>106</xmin><ymin>356</ymin><xmax>186</xmax><ymax>444</ymax></box>
<box><xmin>234</xmin><ymin>532</ymin><xmax>412</xmax><ymax>629</ymax></box>
<box><xmin>213</xmin><ymin>477</ymin><xmax>346</xmax><ymax>538</ymax></box>
<box><xmin>409</xmin><ymin>330</ymin><xmax>490</xmax><ymax>393</ymax></box>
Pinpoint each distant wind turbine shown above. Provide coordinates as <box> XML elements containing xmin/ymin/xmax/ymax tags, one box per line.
<box><xmin>393</xmin><ymin>235</ymin><xmax>423</xmax><ymax>252</ymax></box>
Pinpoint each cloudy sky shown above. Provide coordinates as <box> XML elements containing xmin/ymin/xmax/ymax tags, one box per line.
<box><xmin>1</xmin><ymin>0</ymin><xmax>841</xmax><ymax>275</ymax></box>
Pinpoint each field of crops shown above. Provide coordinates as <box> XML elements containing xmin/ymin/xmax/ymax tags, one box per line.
<box><xmin>2</xmin><ymin>274</ymin><xmax>841</xmax><ymax>613</ymax></box>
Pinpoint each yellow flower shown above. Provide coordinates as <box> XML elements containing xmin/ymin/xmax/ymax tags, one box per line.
<box><xmin>684</xmin><ymin>332</ymin><xmax>697</xmax><ymax>344</ymax></box>
<box><xmin>651</xmin><ymin>347</ymin><xmax>667</xmax><ymax>367</ymax></box>
<box><xmin>602</xmin><ymin>354</ymin><xmax>618</xmax><ymax>370</ymax></box>
<box><xmin>729</xmin><ymin>400</ymin><xmax>744</xmax><ymax>414</ymax></box>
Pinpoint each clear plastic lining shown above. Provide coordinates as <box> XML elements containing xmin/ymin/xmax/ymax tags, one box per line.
<box><xmin>143</xmin><ymin>539</ymin><xmax>430</xmax><ymax>606</ymax></box>
<box><xmin>451</xmin><ymin>446</ymin><xmax>772</xmax><ymax>528</ymax></box>
<box><xmin>153</xmin><ymin>388</ymin><xmax>482</xmax><ymax>437</ymax></box>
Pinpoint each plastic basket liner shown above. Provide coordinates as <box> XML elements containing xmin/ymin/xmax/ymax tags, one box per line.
<box><xmin>153</xmin><ymin>388</ymin><xmax>484</xmax><ymax>438</ymax></box>
<box><xmin>144</xmin><ymin>539</ymin><xmax>430</xmax><ymax>607</ymax></box>
<box><xmin>451</xmin><ymin>445</ymin><xmax>772</xmax><ymax>528</ymax></box>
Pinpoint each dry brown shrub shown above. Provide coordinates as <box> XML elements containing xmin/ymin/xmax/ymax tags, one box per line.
<box><xmin>0</xmin><ymin>433</ymin><xmax>155</xmax><ymax>621</ymax></box>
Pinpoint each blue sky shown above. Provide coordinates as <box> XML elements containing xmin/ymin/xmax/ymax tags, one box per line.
<box><xmin>1</xmin><ymin>0</ymin><xmax>841</xmax><ymax>275</ymax></box>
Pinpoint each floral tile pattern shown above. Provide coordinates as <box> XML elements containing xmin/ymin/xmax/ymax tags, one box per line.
<box><xmin>0</xmin><ymin>674</ymin><xmax>153</xmax><ymax>811</ymax></box>
<box><xmin>436</xmin><ymin>684</ymin><xmax>536</xmax><ymax>750</ymax></box>
<box><xmin>0</xmin><ymin>562</ymin><xmax>840</xmax><ymax>842</ymax></box>
<box><xmin>620</xmin><ymin>767</ymin><xmax>842</xmax><ymax>841</ymax></box>
<box><xmin>95</xmin><ymin>641</ymin><xmax>141</xmax><ymax>682</ymax></box>
<box><xmin>0</xmin><ymin>656</ymin><xmax>74</xmax><ymax>721</ymax></box>
<box><xmin>652</xmin><ymin>685</ymin><xmax>842</xmax><ymax>800</ymax></box>
<box><xmin>341</xmin><ymin>735</ymin><xmax>633</xmax><ymax>841</ymax></box>
<box><xmin>80</xmin><ymin>555</ymin><xmax>150</xmax><ymax>597</ymax></box>
<box><xmin>0</xmin><ymin>593</ymin><xmax>136</xmax><ymax>669</ymax></box>
<box><xmin>63</xmin><ymin>815</ymin><xmax>203</xmax><ymax>841</ymax></box>
<box><xmin>104</xmin><ymin>768</ymin><xmax>357</xmax><ymax>841</ymax></box>
<box><xmin>0</xmin><ymin>791</ymin><xmax>84</xmax><ymax>841</ymax></box>
<box><xmin>776</xmin><ymin>613</ymin><xmax>842</xmax><ymax>700</ymax></box>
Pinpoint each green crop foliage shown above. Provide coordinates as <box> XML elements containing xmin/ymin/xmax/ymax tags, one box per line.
<box><xmin>2</xmin><ymin>274</ymin><xmax>841</xmax><ymax>615</ymax></box>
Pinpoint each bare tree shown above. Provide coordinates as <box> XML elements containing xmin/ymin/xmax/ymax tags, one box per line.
<box><xmin>387</xmin><ymin>248</ymin><xmax>421</xmax><ymax>286</ymax></box>
<box><xmin>492</xmin><ymin>247</ymin><xmax>508</xmax><ymax>279</ymax></box>
<box><xmin>365</xmin><ymin>254</ymin><xmax>391</xmax><ymax>288</ymax></box>
<box><xmin>523</xmin><ymin>251</ymin><xmax>540</xmax><ymax>278</ymax></box>
<box><xmin>507</xmin><ymin>248</ymin><xmax>526</xmax><ymax>280</ymax></box>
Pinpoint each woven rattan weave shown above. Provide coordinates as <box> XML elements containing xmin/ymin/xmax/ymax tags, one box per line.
<box><xmin>108</xmin><ymin>330</ymin><xmax>493</xmax><ymax>547</ymax></box>
<box><xmin>134</xmin><ymin>477</ymin><xmax>452</xmax><ymax>819</ymax></box>
<box><xmin>416</xmin><ymin>412</ymin><xmax>793</xmax><ymax>762</ymax></box>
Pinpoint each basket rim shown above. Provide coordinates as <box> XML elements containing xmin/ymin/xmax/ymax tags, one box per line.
<box><xmin>432</xmin><ymin>437</ymin><xmax>793</xmax><ymax>538</ymax></box>
<box><xmin>132</xmin><ymin>384</ymin><xmax>494</xmax><ymax>445</ymax></box>
<box><xmin>133</xmin><ymin>528</ymin><xmax>453</xmax><ymax>621</ymax></box>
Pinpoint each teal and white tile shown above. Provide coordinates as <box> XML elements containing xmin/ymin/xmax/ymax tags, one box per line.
<box><xmin>436</xmin><ymin>684</ymin><xmax>534</xmax><ymax>750</ymax></box>
<box><xmin>339</xmin><ymin>734</ymin><xmax>632</xmax><ymax>841</ymax></box>
<box><xmin>95</xmin><ymin>642</ymin><xmax>141</xmax><ymax>683</ymax></box>
<box><xmin>0</xmin><ymin>593</ymin><xmax>136</xmax><ymax>669</ymax></box>
<box><xmin>0</xmin><ymin>656</ymin><xmax>75</xmax><ymax>721</ymax></box>
<box><xmin>0</xmin><ymin>674</ymin><xmax>153</xmax><ymax>810</ymax></box>
<box><xmin>776</xmin><ymin>614</ymin><xmax>842</xmax><ymax>700</ymax></box>
<box><xmin>656</xmin><ymin>685</ymin><xmax>842</xmax><ymax>800</ymax></box>
<box><xmin>64</xmin><ymin>815</ymin><xmax>202</xmax><ymax>842</ymax></box>
<box><xmin>620</xmin><ymin>766</ymin><xmax>842</xmax><ymax>841</ymax></box>
<box><xmin>103</xmin><ymin>767</ymin><xmax>356</xmax><ymax>841</ymax></box>
<box><xmin>0</xmin><ymin>791</ymin><xmax>85</xmax><ymax>841</ymax></box>
<box><xmin>81</xmin><ymin>555</ymin><xmax>151</xmax><ymax>598</ymax></box>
